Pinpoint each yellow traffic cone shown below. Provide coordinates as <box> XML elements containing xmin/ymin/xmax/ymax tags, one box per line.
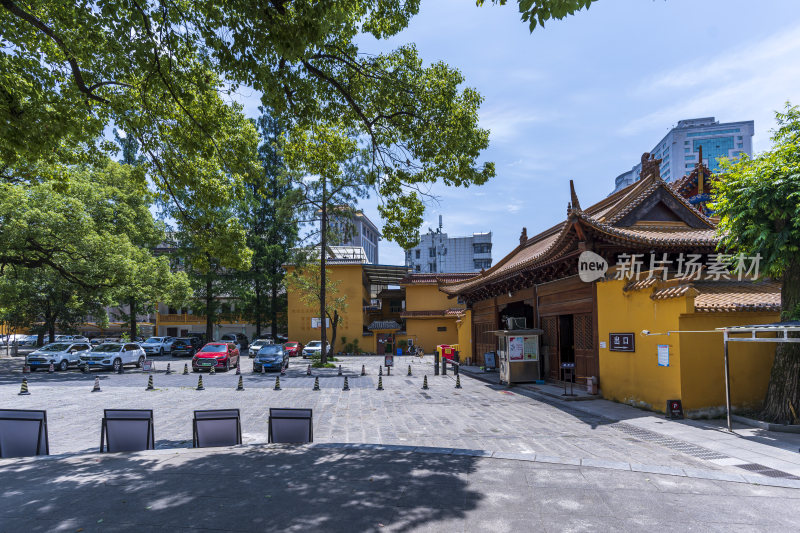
<box><xmin>91</xmin><ymin>376</ymin><xmax>101</xmax><ymax>392</ymax></box>
<box><xmin>407</xmin><ymin>364</ymin><xmax>412</xmax><ymax>376</ymax></box>
<box><xmin>377</xmin><ymin>376</ymin><xmax>383</xmax><ymax>391</ymax></box>
<box><xmin>455</xmin><ymin>374</ymin><xmax>462</xmax><ymax>389</ymax></box>
<box><xmin>196</xmin><ymin>375</ymin><xmax>205</xmax><ymax>390</ymax></box>
<box><xmin>183</xmin><ymin>363</ymin><xmax>189</xmax><ymax>375</ymax></box>
<box><xmin>274</xmin><ymin>375</ymin><xmax>281</xmax><ymax>391</ymax></box>
<box><xmin>210</xmin><ymin>365</ymin><xmax>216</xmax><ymax>375</ymax></box>
<box><xmin>236</xmin><ymin>375</ymin><xmax>244</xmax><ymax>391</ymax></box>
<box><xmin>313</xmin><ymin>376</ymin><xmax>320</xmax><ymax>391</ymax></box>
<box><xmin>145</xmin><ymin>375</ymin><xmax>154</xmax><ymax>391</ymax></box>
<box><xmin>361</xmin><ymin>364</ymin><xmax>366</xmax><ymax>376</ymax></box>
<box><xmin>18</xmin><ymin>378</ymin><xmax>30</xmax><ymax>396</ymax></box>
<box><xmin>422</xmin><ymin>375</ymin><xmax>429</xmax><ymax>390</ymax></box>
<box><xmin>342</xmin><ymin>376</ymin><xmax>350</xmax><ymax>391</ymax></box>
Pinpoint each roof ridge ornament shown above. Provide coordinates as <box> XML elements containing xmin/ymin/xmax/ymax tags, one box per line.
<box><xmin>519</xmin><ymin>227</ymin><xmax>527</xmax><ymax>246</ymax></box>
<box><xmin>641</xmin><ymin>152</ymin><xmax>662</xmax><ymax>180</ymax></box>
<box><xmin>569</xmin><ymin>179</ymin><xmax>581</xmax><ymax>211</ymax></box>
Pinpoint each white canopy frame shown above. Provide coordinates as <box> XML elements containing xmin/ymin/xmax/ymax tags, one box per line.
<box><xmin>718</xmin><ymin>322</ymin><xmax>800</xmax><ymax>432</ymax></box>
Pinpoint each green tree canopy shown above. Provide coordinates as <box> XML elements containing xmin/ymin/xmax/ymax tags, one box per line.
<box><xmin>2</xmin><ymin>0</ymin><xmax>494</xmax><ymax>259</ymax></box>
<box><xmin>478</xmin><ymin>0</ymin><xmax>598</xmax><ymax>32</ymax></box>
<box><xmin>714</xmin><ymin>103</ymin><xmax>800</xmax><ymax>423</ymax></box>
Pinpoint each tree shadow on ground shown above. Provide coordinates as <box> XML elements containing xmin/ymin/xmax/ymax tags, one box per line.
<box><xmin>0</xmin><ymin>445</ymin><xmax>483</xmax><ymax>532</ymax></box>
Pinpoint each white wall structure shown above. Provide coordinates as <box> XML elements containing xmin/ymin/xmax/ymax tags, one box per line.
<box><xmin>405</xmin><ymin>217</ymin><xmax>492</xmax><ymax>273</ymax></box>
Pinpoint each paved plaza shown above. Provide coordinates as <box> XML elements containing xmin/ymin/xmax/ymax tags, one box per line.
<box><xmin>1</xmin><ymin>353</ymin><xmax>799</xmax><ymax>531</ymax></box>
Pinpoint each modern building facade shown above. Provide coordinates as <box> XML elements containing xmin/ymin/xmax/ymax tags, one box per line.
<box><xmin>613</xmin><ymin>117</ymin><xmax>754</xmax><ymax>192</ymax></box>
<box><xmin>329</xmin><ymin>210</ymin><xmax>381</xmax><ymax>264</ymax></box>
<box><xmin>405</xmin><ymin>217</ymin><xmax>492</xmax><ymax>273</ymax></box>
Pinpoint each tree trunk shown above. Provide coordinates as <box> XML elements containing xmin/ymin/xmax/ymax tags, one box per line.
<box><xmin>330</xmin><ymin>310</ymin><xmax>339</xmax><ymax>355</ymax></box>
<box><xmin>270</xmin><ymin>280</ymin><xmax>278</xmax><ymax>339</ymax></box>
<box><xmin>129</xmin><ymin>298</ymin><xmax>137</xmax><ymax>341</ymax></box>
<box><xmin>760</xmin><ymin>260</ymin><xmax>800</xmax><ymax>423</ymax></box>
<box><xmin>254</xmin><ymin>282</ymin><xmax>262</xmax><ymax>338</ymax></box>
<box><xmin>205</xmin><ymin>275</ymin><xmax>214</xmax><ymax>342</ymax></box>
<box><xmin>320</xmin><ymin>175</ymin><xmax>328</xmax><ymax>365</ymax></box>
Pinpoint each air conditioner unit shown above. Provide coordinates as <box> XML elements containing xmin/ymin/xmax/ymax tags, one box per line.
<box><xmin>506</xmin><ymin>317</ymin><xmax>526</xmax><ymax>330</ymax></box>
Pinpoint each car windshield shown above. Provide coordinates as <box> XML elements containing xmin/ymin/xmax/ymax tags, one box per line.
<box><xmin>307</xmin><ymin>341</ymin><xmax>321</xmax><ymax>347</ymax></box>
<box><xmin>285</xmin><ymin>342</ymin><xmax>298</xmax><ymax>347</ymax></box>
<box><xmin>92</xmin><ymin>344</ymin><xmax>122</xmax><ymax>352</ymax></box>
<box><xmin>258</xmin><ymin>345</ymin><xmax>282</xmax><ymax>355</ymax></box>
<box><xmin>144</xmin><ymin>337</ymin><xmax>162</xmax><ymax>343</ymax></box>
<box><xmin>252</xmin><ymin>340</ymin><xmax>268</xmax><ymax>346</ymax></box>
<box><xmin>40</xmin><ymin>343</ymin><xmax>71</xmax><ymax>352</ymax></box>
<box><xmin>174</xmin><ymin>338</ymin><xmax>190</xmax><ymax>344</ymax></box>
<box><xmin>199</xmin><ymin>344</ymin><xmax>226</xmax><ymax>353</ymax></box>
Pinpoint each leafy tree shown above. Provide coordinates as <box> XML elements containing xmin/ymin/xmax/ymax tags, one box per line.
<box><xmin>2</xmin><ymin>1</ymin><xmax>494</xmax><ymax>262</ymax></box>
<box><xmin>478</xmin><ymin>0</ymin><xmax>598</xmax><ymax>32</ymax></box>
<box><xmin>236</xmin><ymin>108</ymin><xmax>299</xmax><ymax>339</ymax></box>
<box><xmin>714</xmin><ymin>103</ymin><xmax>800</xmax><ymax>423</ymax></box>
<box><xmin>286</xmin><ymin>260</ymin><xmax>348</xmax><ymax>356</ymax></box>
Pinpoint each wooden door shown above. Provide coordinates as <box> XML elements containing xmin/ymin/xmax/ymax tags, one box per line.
<box><xmin>541</xmin><ymin>316</ymin><xmax>559</xmax><ymax>380</ymax></box>
<box><xmin>573</xmin><ymin>312</ymin><xmax>597</xmax><ymax>383</ymax></box>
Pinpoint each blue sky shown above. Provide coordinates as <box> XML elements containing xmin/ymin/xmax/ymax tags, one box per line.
<box><xmin>237</xmin><ymin>0</ymin><xmax>800</xmax><ymax>267</ymax></box>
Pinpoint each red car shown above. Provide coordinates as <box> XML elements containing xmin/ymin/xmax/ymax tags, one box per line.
<box><xmin>192</xmin><ymin>342</ymin><xmax>240</xmax><ymax>372</ymax></box>
<box><xmin>284</xmin><ymin>341</ymin><xmax>303</xmax><ymax>357</ymax></box>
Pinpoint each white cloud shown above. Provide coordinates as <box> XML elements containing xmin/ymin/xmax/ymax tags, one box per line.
<box><xmin>621</xmin><ymin>23</ymin><xmax>800</xmax><ymax>148</ymax></box>
<box><xmin>479</xmin><ymin>105</ymin><xmax>558</xmax><ymax>143</ymax></box>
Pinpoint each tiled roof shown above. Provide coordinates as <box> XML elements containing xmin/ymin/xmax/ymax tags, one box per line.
<box><xmin>399</xmin><ymin>273</ymin><xmax>477</xmax><ymax>285</ymax></box>
<box><xmin>693</xmin><ymin>281</ymin><xmax>781</xmax><ymax>312</ymax></box>
<box><xmin>441</xmin><ymin>173</ymin><xmax>719</xmax><ymax>296</ymax></box>
<box><xmin>367</xmin><ymin>320</ymin><xmax>402</xmax><ymax>331</ymax></box>
<box><xmin>624</xmin><ymin>278</ymin><xmax>780</xmax><ymax>312</ymax></box>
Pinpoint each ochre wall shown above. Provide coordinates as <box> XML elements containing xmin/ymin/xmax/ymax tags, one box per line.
<box><xmin>405</xmin><ymin>317</ymin><xmax>459</xmax><ymax>353</ymax></box>
<box><xmin>455</xmin><ymin>310</ymin><xmax>473</xmax><ymax>361</ymax></box>
<box><xmin>679</xmin><ymin>311</ymin><xmax>777</xmax><ymax>412</ymax></box>
<box><xmin>597</xmin><ymin>278</ymin><xmax>778</xmax><ymax>415</ymax></box>
<box><xmin>404</xmin><ymin>284</ymin><xmax>460</xmax><ymax>312</ymax></box>
<box><xmin>597</xmin><ymin>279</ymin><xmax>686</xmax><ymax>412</ymax></box>
<box><xmin>286</xmin><ymin>263</ymin><xmax>367</xmax><ymax>351</ymax></box>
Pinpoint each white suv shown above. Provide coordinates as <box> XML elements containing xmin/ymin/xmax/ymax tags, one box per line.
<box><xmin>26</xmin><ymin>342</ymin><xmax>91</xmax><ymax>371</ymax></box>
<box><xmin>140</xmin><ymin>336</ymin><xmax>175</xmax><ymax>356</ymax></box>
<box><xmin>79</xmin><ymin>343</ymin><xmax>146</xmax><ymax>372</ymax></box>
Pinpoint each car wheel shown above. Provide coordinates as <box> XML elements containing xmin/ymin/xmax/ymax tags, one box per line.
<box><xmin>224</xmin><ymin>359</ymin><xmax>230</xmax><ymax>372</ymax></box>
<box><xmin>58</xmin><ymin>360</ymin><xmax>68</xmax><ymax>372</ymax></box>
<box><xmin>112</xmin><ymin>358</ymin><xmax>122</xmax><ymax>373</ymax></box>
<box><xmin>137</xmin><ymin>355</ymin><xmax>145</xmax><ymax>368</ymax></box>
<box><xmin>29</xmin><ymin>367</ymin><xmax>37</xmax><ymax>372</ymax></box>
<box><xmin>159</xmin><ymin>348</ymin><xmax>164</xmax><ymax>357</ymax></box>
<box><xmin>192</xmin><ymin>367</ymin><xmax>199</xmax><ymax>373</ymax></box>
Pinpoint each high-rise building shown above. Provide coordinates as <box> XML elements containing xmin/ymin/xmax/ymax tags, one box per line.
<box><xmin>329</xmin><ymin>210</ymin><xmax>381</xmax><ymax>264</ymax></box>
<box><xmin>613</xmin><ymin>117</ymin><xmax>754</xmax><ymax>192</ymax></box>
<box><xmin>405</xmin><ymin>216</ymin><xmax>492</xmax><ymax>273</ymax></box>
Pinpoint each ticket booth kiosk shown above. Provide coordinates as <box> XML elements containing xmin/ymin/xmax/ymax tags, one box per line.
<box><xmin>493</xmin><ymin>328</ymin><xmax>543</xmax><ymax>385</ymax></box>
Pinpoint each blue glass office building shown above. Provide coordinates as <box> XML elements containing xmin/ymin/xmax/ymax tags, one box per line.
<box><xmin>613</xmin><ymin>117</ymin><xmax>754</xmax><ymax>192</ymax></box>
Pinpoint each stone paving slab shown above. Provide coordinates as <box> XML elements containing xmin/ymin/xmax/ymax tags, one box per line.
<box><xmin>3</xmin><ymin>354</ymin><xmax>794</xmax><ymax>486</ymax></box>
<box><xmin>0</xmin><ymin>445</ymin><xmax>798</xmax><ymax>533</ymax></box>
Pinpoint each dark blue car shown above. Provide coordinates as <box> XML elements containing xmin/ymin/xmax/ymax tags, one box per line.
<box><xmin>252</xmin><ymin>345</ymin><xmax>288</xmax><ymax>373</ymax></box>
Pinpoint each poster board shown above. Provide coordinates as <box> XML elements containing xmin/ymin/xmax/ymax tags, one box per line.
<box><xmin>657</xmin><ymin>345</ymin><xmax>670</xmax><ymax>367</ymax></box>
<box><xmin>508</xmin><ymin>336</ymin><xmax>539</xmax><ymax>362</ymax></box>
<box><xmin>141</xmin><ymin>360</ymin><xmax>153</xmax><ymax>372</ymax></box>
<box><xmin>484</xmin><ymin>351</ymin><xmax>496</xmax><ymax>370</ymax></box>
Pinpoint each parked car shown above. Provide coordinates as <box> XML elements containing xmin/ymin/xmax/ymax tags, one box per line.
<box><xmin>185</xmin><ymin>332</ymin><xmax>207</xmax><ymax>346</ymax></box>
<box><xmin>171</xmin><ymin>337</ymin><xmax>197</xmax><ymax>357</ymax></box>
<box><xmin>192</xmin><ymin>342</ymin><xmax>240</xmax><ymax>372</ymax></box>
<box><xmin>55</xmin><ymin>335</ymin><xmax>89</xmax><ymax>343</ymax></box>
<box><xmin>248</xmin><ymin>338</ymin><xmax>274</xmax><ymax>358</ymax></box>
<box><xmin>302</xmin><ymin>340</ymin><xmax>332</xmax><ymax>358</ymax></box>
<box><xmin>26</xmin><ymin>342</ymin><xmax>91</xmax><ymax>371</ymax></box>
<box><xmin>79</xmin><ymin>342</ymin><xmax>146</xmax><ymax>372</ymax></box>
<box><xmin>252</xmin><ymin>344</ymin><xmax>288</xmax><ymax>372</ymax></box>
<box><xmin>140</xmin><ymin>336</ymin><xmax>175</xmax><ymax>356</ymax></box>
<box><xmin>220</xmin><ymin>333</ymin><xmax>249</xmax><ymax>351</ymax></box>
<box><xmin>284</xmin><ymin>341</ymin><xmax>303</xmax><ymax>357</ymax></box>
